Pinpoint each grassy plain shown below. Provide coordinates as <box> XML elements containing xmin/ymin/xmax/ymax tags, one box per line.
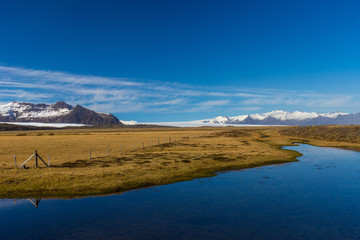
<box><xmin>3</xmin><ymin>125</ymin><xmax>360</xmax><ymax>198</ymax></box>
<box><xmin>280</xmin><ymin>125</ymin><xmax>360</xmax><ymax>151</ymax></box>
<box><xmin>0</xmin><ymin>126</ymin><xmax>302</xmax><ymax>198</ymax></box>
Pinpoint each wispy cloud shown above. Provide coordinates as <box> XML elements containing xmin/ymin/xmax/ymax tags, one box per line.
<box><xmin>0</xmin><ymin>66</ymin><xmax>142</xmax><ymax>87</ymax></box>
<box><xmin>186</xmin><ymin>100</ymin><xmax>231</xmax><ymax>112</ymax></box>
<box><xmin>199</xmin><ymin>100</ymin><xmax>230</xmax><ymax>106</ymax></box>
<box><xmin>241</xmin><ymin>93</ymin><xmax>354</xmax><ymax>109</ymax></box>
<box><xmin>0</xmin><ymin>89</ymin><xmax>54</xmax><ymax>100</ymax></box>
<box><xmin>0</xmin><ymin>65</ymin><xmax>357</xmax><ymax>117</ymax></box>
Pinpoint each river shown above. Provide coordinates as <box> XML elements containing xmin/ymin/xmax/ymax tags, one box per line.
<box><xmin>1</xmin><ymin>144</ymin><xmax>360</xmax><ymax>239</ymax></box>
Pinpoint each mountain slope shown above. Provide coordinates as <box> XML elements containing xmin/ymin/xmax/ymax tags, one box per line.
<box><xmin>0</xmin><ymin>101</ymin><xmax>122</xmax><ymax>125</ymax></box>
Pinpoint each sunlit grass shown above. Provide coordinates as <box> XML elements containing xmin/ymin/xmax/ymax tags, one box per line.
<box><xmin>0</xmin><ymin>127</ymin><xmax>302</xmax><ymax>198</ymax></box>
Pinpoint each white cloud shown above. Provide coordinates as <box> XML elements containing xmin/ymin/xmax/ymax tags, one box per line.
<box><xmin>198</xmin><ymin>100</ymin><xmax>230</xmax><ymax>106</ymax></box>
<box><xmin>89</xmin><ymin>102</ymin><xmax>145</xmax><ymax>113</ymax></box>
<box><xmin>230</xmin><ymin>106</ymin><xmax>262</xmax><ymax>111</ymax></box>
<box><xmin>0</xmin><ymin>65</ymin><xmax>357</xmax><ymax>115</ymax></box>
<box><xmin>234</xmin><ymin>93</ymin><xmax>265</xmax><ymax>98</ymax></box>
<box><xmin>0</xmin><ymin>66</ymin><xmax>142</xmax><ymax>87</ymax></box>
<box><xmin>0</xmin><ymin>89</ymin><xmax>54</xmax><ymax>100</ymax></box>
<box><xmin>150</xmin><ymin>98</ymin><xmax>187</xmax><ymax>106</ymax></box>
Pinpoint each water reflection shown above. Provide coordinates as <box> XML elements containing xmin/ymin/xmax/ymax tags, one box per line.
<box><xmin>2</xmin><ymin>144</ymin><xmax>360</xmax><ymax>240</ymax></box>
<box><xmin>11</xmin><ymin>199</ymin><xmax>41</xmax><ymax>208</ymax></box>
<box><xmin>27</xmin><ymin>199</ymin><xmax>41</xmax><ymax>208</ymax></box>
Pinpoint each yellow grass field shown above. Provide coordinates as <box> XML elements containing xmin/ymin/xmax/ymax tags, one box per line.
<box><xmin>3</xmin><ymin>125</ymin><xmax>360</xmax><ymax>199</ymax></box>
<box><xmin>0</xmin><ymin>128</ymin><xmax>217</xmax><ymax>169</ymax></box>
<box><xmin>0</xmin><ymin>127</ymin><xmax>302</xmax><ymax>198</ymax></box>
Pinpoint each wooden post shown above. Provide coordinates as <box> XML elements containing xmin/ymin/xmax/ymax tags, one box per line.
<box><xmin>164</xmin><ymin>137</ymin><xmax>166</xmax><ymax>143</ymax></box>
<box><xmin>143</xmin><ymin>141</ymin><xmax>144</xmax><ymax>148</ymax></box>
<box><xmin>158</xmin><ymin>139</ymin><xmax>160</xmax><ymax>145</ymax></box>
<box><xmin>14</xmin><ymin>154</ymin><xmax>17</xmax><ymax>168</ymax></box>
<box><xmin>169</xmin><ymin>137</ymin><xmax>171</xmax><ymax>143</ymax></box>
<box><xmin>107</xmin><ymin>144</ymin><xmax>109</xmax><ymax>156</ymax></box>
<box><xmin>35</xmin><ymin>150</ymin><xmax>38</xmax><ymax>168</ymax></box>
<box><xmin>89</xmin><ymin>148</ymin><xmax>92</xmax><ymax>159</ymax></box>
<box><xmin>121</xmin><ymin>144</ymin><xmax>123</xmax><ymax>154</ymax></box>
<box><xmin>47</xmin><ymin>153</ymin><xmax>50</xmax><ymax>167</ymax></box>
<box><xmin>37</xmin><ymin>154</ymin><xmax>49</xmax><ymax>167</ymax></box>
<box><xmin>18</xmin><ymin>153</ymin><xmax>35</xmax><ymax>169</ymax></box>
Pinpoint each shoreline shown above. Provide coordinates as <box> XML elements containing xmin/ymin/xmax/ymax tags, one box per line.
<box><xmin>1</xmin><ymin>126</ymin><xmax>359</xmax><ymax>199</ymax></box>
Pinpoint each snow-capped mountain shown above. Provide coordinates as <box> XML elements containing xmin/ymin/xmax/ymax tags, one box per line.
<box><xmin>201</xmin><ymin>110</ymin><xmax>359</xmax><ymax>125</ymax></box>
<box><xmin>0</xmin><ymin>101</ymin><xmax>122</xmax><ymax>125</ymax></box>
<box><xmin>119</xmin><ymin>120</ymin><xmax>138</xmax><ymax>125</ymax></box>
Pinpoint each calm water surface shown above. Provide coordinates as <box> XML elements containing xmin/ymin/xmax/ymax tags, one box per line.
<box><xmin>1</xmin><ymin>144</ymin><xmax>360</xmax><ymax>240</ymax></box>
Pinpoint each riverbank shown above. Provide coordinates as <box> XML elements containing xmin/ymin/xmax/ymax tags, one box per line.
<box><xmin>3</xmin><ymin>125</ymin><xmax>360</xmax><ymax>198</ymax></box>
<box><xmin>280</xmin><ymin>125</ymin><xmax>360</xmax><ymax>151</ymax></box>
<box><xmin>0</xmin><ymin>127</ymin><xmax>303</xmax><ymax>198</ymax></box>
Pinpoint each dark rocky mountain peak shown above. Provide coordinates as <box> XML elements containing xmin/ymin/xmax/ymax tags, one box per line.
<box><xmin>52</xmin><ymin>101</ymin><xmax>73</xmax><ymax>110</ymax></box>
<box><xmin>0</xmin><ymin>101</ymin><xmax>122</xmax><ymax>126</ymax></box>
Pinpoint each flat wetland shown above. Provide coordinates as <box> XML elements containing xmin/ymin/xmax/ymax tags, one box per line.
<box><xmin>2</xmin><ymin>125</ymin><xmax>360</xmax><ymax>198</ymax></box>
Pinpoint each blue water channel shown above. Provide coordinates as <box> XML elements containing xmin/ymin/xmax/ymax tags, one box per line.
<box><xmin>1</xmin><ymin>144</ymin><xmax>360</xmax><ymax>240</ymax></box>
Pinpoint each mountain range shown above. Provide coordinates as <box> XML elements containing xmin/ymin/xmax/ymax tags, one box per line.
<box><xmin>2</xmin><ymin>101</ymin><xmax>360</xmax><ymax>126</ymax></box>
<box><xmin>201</xmin><ymin>110</ymin><xmax>360</xmax><ymax>125</ymax></box>
<box><xmin>0</xmin><ymin>101</ymin><xmax>122</xmax><ymax>125</ymax></box>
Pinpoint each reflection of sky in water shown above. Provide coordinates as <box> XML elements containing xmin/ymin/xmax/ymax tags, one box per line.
<box><xmin>1</xmin><ymin>144</ymin><xmax>360</xmax><ymax>240</ymax></box>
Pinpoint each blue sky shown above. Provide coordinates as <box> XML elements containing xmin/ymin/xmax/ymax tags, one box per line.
<box><xmin>1</xmin><ymin>0</ymin><xmax>360</xmax><ymax>121</ymax></box>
